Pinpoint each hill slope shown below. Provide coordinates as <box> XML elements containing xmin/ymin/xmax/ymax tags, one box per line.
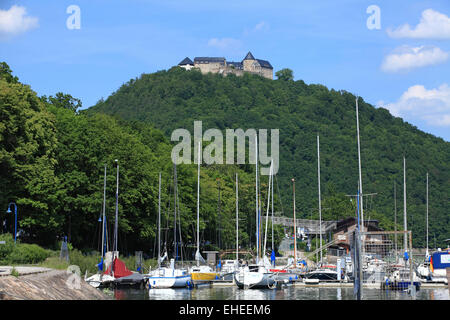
<box><xmin>87</xmin><ymin>67</ymin><xmax>450</xmax><ymax>247</ymax></box>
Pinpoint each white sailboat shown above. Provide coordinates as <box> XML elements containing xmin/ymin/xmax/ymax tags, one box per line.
<box><xmin>417</xmin><ymin>172</ymin><xmax>432</xmax><ymax>281</ymax></box>
<box><xmin>417</xmin><ymin>173</ymin><xmax>449</xmax><ymax>284</ymax></box>
<box><xmin>235</xmin><ymin>136</ymin><xmax>275</xmax><ymax>289</ymax></box>
<box><xmin>86</xmin><ymin>164</ymin><xmax>115</xmax><ymax>288</ymax></box>
<box><xmin>189</xmin><ymin>142</ymin><xmax>219</xmax><ymax>284</ymax></box>
<box><xmin>146</xmin><ymin>172</ymin><xmax>192</xmax><ymax>289</ymax></box>
<box><xmin>217</xmin><ymin>173</ymin><xmax>242</xmax><ymax>282</ymax></box>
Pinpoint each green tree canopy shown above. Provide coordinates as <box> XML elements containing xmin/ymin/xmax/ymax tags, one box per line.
<box><xmin>275</xmin><ymin>68</ymin><xmax>294</xmax><ymax>81</ymax></box>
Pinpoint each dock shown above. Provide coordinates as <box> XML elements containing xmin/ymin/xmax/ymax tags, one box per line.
<box><xmin>211</xmin><ymin>279</ymin><xmax>235</xmax><ymax>287</ymax></box>
<box><xmin>0</xmin><ymin>266</ymin><xmax>53</xmax><ymax>277</ymax></box>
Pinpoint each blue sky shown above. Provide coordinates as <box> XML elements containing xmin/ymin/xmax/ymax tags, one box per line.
<box><xmin>1</xmin><ymin>0</ymin><xmax>449</xmax><ymax>141</ymax></box>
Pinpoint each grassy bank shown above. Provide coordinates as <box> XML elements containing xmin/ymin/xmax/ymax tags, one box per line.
<box><xmin>0</xmin><ymin>234</ymin><xmax>157</xmax><ymax>276</ymax></box>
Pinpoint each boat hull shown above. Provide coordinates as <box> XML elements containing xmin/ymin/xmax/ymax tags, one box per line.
<box><xmin>234</xmin><ymin>271</ymin><xmax>275</xmax><ymax>289</ymax></box>
<box><xmin>304</xmin><ymin>270</ymin><xmax>339</xmax><ymax>282</ymax></box>
<box><xmin>147</xmin><ymin>275</ymin><xmax>192</xmax><ymax>289</ymax></box>
<box><xmin>383</xmin><ymin>280</ymin><xmax>421</xmax><ymax>291</ymax></box>
<box><xmin>85</xmin><ymin>274</ymin><xmax>115</xmax><ymax>288</ymax></box>
<box><xmin>190</xmin><ymin>272</ymin><xmax>219</xmax><ymax>284</ymax></box>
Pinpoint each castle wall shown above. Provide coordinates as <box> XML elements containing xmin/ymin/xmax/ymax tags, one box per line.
<box><xmin>261</xmin><ymin>67</ymin><xmax>273</xmax><ymax>79</ymax></box>
<box><xmin>180</xmin><ymin>65</ymin><xmax>194</xmax><ymax>71</ymax></box>
<box><xmin>195</xmin><ymin>62</ymin><xmax>224</xmax><ymax>74</ymax></box>
<box><xmin>223</xmin><ymin>68</ymin><xmax>244</xmax><ymax>77</ymax></box>
<box><xmin>242</xmin><ymin>59</ymin><xmax>255</xmax><ymax>72</ymax></box>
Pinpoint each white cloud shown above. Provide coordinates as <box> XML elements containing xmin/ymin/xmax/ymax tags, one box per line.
<box><xmin>381</xmin><ymin>45</ymin><xmax>448</xmax><ymax>73</ymax></box>
<box><xmin>380</xmin><ymin>84</ymin><xmax>450</xmax><ymax>127</ymax></box>
<box><xmin>387</xmin><ymin>9</ymin><xmax>450</xmax><ymax>39</ymax></box>
<box><xmin>0</xmin><ymin>5</ymin><xmax>38</xmax><ymax>37</ymax></box>
<box><xmin>207</xmin><ymin>37</ymin><xmax>242</xmax><ymax>50</ymax></box>
<box><xmin>253</xmin><ymin>21</ymin><xmax>268</xmax><ymax>32</ymax></box>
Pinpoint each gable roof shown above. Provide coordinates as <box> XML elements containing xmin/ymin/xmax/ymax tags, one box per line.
<box><xmin>243</xmin><ymin>51</ymin><xmax>255</xmax><ymax>60</ymax></box>
<box><xmin>178</xmin><ymin>57</ymin><xmax>194</xmax><ymax>65</ymax></box>
<box><xmin>256</xmin><ymin>59</ymin><xmax>273</xmax><ymax>69</ymax></box>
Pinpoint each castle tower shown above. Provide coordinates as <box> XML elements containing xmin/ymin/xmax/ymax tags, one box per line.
<box><xmin>178</xmin><ymin>57</ymin><xmax>194</xmax><ymax>70</ymax></box>
<box><xmin>242</xmin><ymin>51</ymin><xmax>257</xmax><ymax>72</ymax></box>
<box><xmin>242</xmin><ymin>51</ymin><xmax>273</xmax><ymax>79</ymax></box>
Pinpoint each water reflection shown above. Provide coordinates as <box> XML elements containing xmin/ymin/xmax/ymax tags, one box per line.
<box><xmin>148</xmin><ymin>288</ymin><xmax>192</xmax><ymax>300</ymax></box>
<box><xmin>112</xmin><ymin>286</ymin><xmax>449</xmax><ymax>301</ymax></box>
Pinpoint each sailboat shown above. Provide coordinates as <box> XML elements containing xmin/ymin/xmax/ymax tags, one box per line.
<box><xmin>234</xmin><ymin>137</ymin><xmax>275</xmax><ymax>289</ymax></box>
<box><xmin>102</xmin><ymin>160</ymin><xmax>135</xmax><ymax>284</ymax></box>
<box><xmin>417</xmin><ymin>173</ymin><xmax>449</xmax><ymax>284</ymax></box>
<box><xmin>216</xmin><ymin>173</ymin><xmax>241</xmax><ymax>282</ymax></box>
<box><xmin>303</xmin><ymin>135</ymin><xmax>346</xmax><ymax>283</ymax></box>
<box><xmin>146</xmin><ymin>172</ymin><xmax>192</xmax><ymax>289</ymax></box>
<box><xmin>417</xmin><ymin>172</ymin><xmax>431</xmax><ymax>281</ymax></box>
<box><xmin>189</xmin><ymin>142</ymin><xmax>219</xmax><ymax>284</ymax></box>
<box><xmin>86</xmin><ymin>164</ymin><xmax>115</xmax><ymax>288</ymax></box>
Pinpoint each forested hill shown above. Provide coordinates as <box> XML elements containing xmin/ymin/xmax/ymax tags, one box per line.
<box><xmin>87</xmin><ymin>67</ymin><xmax>450</xmax><ymax>247</ymax></box>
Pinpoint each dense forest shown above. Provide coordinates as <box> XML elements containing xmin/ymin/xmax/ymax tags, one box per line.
<box><xmin>1</xmin><ymin>62</ymin><xmax>449</xmax><ymax>259</ymax></box>
<box><xmin>0</xmin><ymin>62</ymin><xmax>284</xmax><ymax>259</ymax></box>
<box><xmin>88</xmin><ymin>66</ymin><xmax>450</xmax><ymax>248</ymax></box>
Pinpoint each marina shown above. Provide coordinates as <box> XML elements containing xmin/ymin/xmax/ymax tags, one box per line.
<box><xmin>113</xmin><ymin>285</ymin><xmax>449</xmax><ymax>301</ymax></box>
<box><xmin>1</xmin><ymin>2</ymin><xmax>449</xmax><ymax>309</ymax></box>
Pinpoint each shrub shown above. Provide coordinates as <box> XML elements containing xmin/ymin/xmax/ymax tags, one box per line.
<box><xmin>7</xmin><ymin>243</ymin><xmax>51</xmax><ymax>264</ymax></box>
<box><xmin>0</xmin><ymin>234</ymin><xmax>15</xmax><ymax>264</ymax></box>
<box><xmin>69</xmin><ymin>249</ymin><xmax>101</xmax><ymax>275</ymax></box>
<box><xmin>10</xmin><ymin>267</ymin><xmax>19</xmax><ymax>277</ymax></box>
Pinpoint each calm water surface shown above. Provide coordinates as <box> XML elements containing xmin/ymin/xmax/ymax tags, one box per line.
<box><xmin>111</xmin><ymin>286</ymin><xmax>449</xmax><ymax>300</ymax></box>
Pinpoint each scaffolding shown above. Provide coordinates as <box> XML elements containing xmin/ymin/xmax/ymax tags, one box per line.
<box><xmin>356</xmin><ymin>230</ymin><xmax>414</xmax><ymax>288</ymax></box>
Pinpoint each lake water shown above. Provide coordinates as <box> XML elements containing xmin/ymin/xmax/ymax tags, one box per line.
<box><xmin>111</xmin><ymin>285</ymin><xmax>449</xmax><ymax>301</ymax></box>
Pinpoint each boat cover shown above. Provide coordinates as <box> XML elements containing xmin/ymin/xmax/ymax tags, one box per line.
<box><xmin>104</xmin><ymin>257</ymin><xmax>133</xmax><ymax>278</ymax></box>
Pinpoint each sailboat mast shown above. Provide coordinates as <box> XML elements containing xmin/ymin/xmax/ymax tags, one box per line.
<box><xmin>101</xmin><ymin>164</ymin><xmax>107</xmax><ymax>259</ymax></box>
<box><xmin>426</xmin><ymin>172</ymin><xmax>429</xmax><ymax>257</ymax></box>
<box><xmin>271</xmin><ymin>162</ymin><xmax>274</xmax><ymax>252</ymax></box>
<box><xmin>292</xmin><ymin>178</ymin><xmax>297</xmax><ymax>264</ymax></box>
<box><xmin>158</xmin><ymin>172</ymin><xmax>161</xmax><ymax>268</ymax></box>
<box><xmin>403</xmin><ymin>156</ymin><xmax>407</xmax><ymax>254</ymax></box>
<box><xmin>197</xmin><ymin>141</ymin><xmax>201</xmax><ymax>267</ymax></box>
<box><xmin>114</xmin><ymin>160</ymin><xmax>119</xmax><ymax>254</ymax></box>
<box><xmin>174</xmin><ymin>163</ymin><xmax>177</xmax><ymax>261</ymax></box>
<box><xmin>355</xmin><ymin>97</ymin><xmax>364</xmax><ymax>232</ymax></box>
<box><xmin>112</xmin><ymin>159</ymin><xmax>119</xmax><ymax>276</ymax></box>
<box><xmin>317</xmin><ymin>135</ymin><xmax>323</xmax><ymax>265</ymax></box>
<box><xmin>236</xmin><ymin>173</ymin><xmax>239</xmax><ymax>262</ymax></box>
<box><xmin>394</xmin><ymin>180</ymin><xmax>397</xmax><ymax>262</ymax></box>
<box><xmin>255</xmin><ymin>135</ymin><xmax>259</xmax><ymax>264</ymax></box>
<box><xmin>263</xmin><ymin>160</ymin><xmax>273</xmax><ymax>259</ymax></box>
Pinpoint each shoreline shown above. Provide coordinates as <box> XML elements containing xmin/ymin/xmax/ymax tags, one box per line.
<box><xmin>0</xmin><ymin>267</ymin><xmax>110</xmax><ymax>300</ymax></box>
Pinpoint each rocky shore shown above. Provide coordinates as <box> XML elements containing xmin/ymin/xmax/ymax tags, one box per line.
<box><xmin>0</xmin><ymin>267</ymin><xmax>110</xmax><ymax>300</ymax></box>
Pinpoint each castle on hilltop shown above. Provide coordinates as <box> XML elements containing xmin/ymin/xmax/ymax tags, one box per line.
<box><xmin>178</xmin><ymin>51</ymin><xmax>273</xmax><ymax>79</ymax></box>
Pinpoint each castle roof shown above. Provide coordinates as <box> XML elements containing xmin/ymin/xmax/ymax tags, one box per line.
<box><xmin>243</xmin><ymin>51</ymin><xmax>255</xmax><ymax>60</ymax></box>
<box><xmin>194</xmin><ymin>57</ymin><xmax>226</xmax><ymax>64</ymax></box>
<box><xmin>256</xmin><ymin>59</ymin><xmax>273</xmax><ymax>69</ymax></box>
<box><xmin>241</xmin><ymin>52</ymin><xmax>272</xmax><ymax>69</ymax></box>
<box><xmin>227</xmin><ymin>61</ymin><xmax>243</xmax><ymax>69</ymax></box>
<box><xmin>178</xmin><ymin>57</ymin><xmax>194</xmax><ymax>65</ymax></box>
